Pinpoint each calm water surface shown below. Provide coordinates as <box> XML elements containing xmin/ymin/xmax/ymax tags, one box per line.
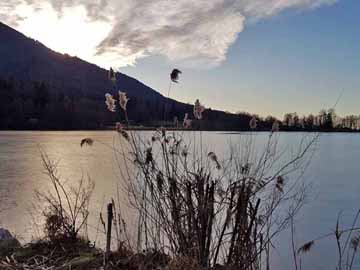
<box><xmin>0</xmin><ymin>131</ymin><xmax>359</xmax><ymax>269</ymax></box>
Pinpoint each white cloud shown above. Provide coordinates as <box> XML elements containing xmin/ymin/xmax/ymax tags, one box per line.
<box><xmin>0</xmin><ymin>1</ymin><xmax>27</xmax><ymax>26</ymax></box>
<box><xmin>1</xmin><ymin>0</ymin><xmax>337</xmax><ymax>68</ymax></box>
<box><xmin>95</xmin><ymin>0</ymin><xmax>246</xmax><ymax>67</ymax></box>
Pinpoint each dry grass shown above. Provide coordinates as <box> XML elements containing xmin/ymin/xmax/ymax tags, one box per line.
<box><xmin>110</xmin><ymin>127</ymin><xmax>318</xmax><ymax>270</ymax></box>
<box><xmin>35</xmin><ymin>150</ymin><xmax>95</xmax><ymax>244</ymax></box>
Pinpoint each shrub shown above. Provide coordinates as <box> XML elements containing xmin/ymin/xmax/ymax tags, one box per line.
<box><xmin>36</xmin><ymin>150</ymin><xmax>95</xmax><ymax>244</ymax></box>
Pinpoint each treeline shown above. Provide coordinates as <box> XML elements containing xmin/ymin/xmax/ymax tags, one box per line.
<box><xmin>281</xmin><ymin>109</ymin><xmax>360</xmax><ymax>131</ymax></box>
<box><xmin>234</xmin><ymin>109</ymin><xmax>360</xmax><ymax>133</ymax></box>
<box><xmin>0</xmin><ymin>77</ymin><xmax>260</xmax><ymax>131</ymax></box>
<box><xmin>0</xmin><ymin>77</ymin><xmax>176</xmax><ymax>130</ymax></box>
<box><xmin>0</xmin><ymin>77</ymin><xmax>108</xmax><ymax>129</ymax></box>
<box><xmin>2</xmin><ymin>76</ymin><xmax>357</xmax><ymax>132</ymax></box>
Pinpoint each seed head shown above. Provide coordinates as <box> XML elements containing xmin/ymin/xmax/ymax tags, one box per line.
<box><xmin>118</xmin><ymin>91</ymin><xmax>129</xmax><ymax>111</ymax></box>
<box><xmin>249</xmin><ymin>116</ymin><xmax>257</xmax><ymax>129</ymax></box>
<box><xmin>105</xmin><ymin>93</ymin><xmax>116</xmax><ymax>112</ymax></box>
<box><xmin>109</xmin><ymin>67</ymin><xmax>116</xmax><ymax>83</ymax></box>
<box><xmin>194</xmin><ymin>99</ymin><xmax>205</xmax><ymax>120</ymax></box>
<box><xmin>170</xmin><ymin>69</ymin><xmax>182</xmax><ymax>83</ymax></box>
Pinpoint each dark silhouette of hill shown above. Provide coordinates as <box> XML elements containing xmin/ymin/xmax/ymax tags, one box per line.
<box><xmin>0</xmin><ymin>21</ymin><xmax>254</xmax><ymax>130</ymax></box>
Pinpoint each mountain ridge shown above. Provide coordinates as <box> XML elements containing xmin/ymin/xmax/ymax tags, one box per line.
<box><xmin>0</xmin><ymin>21</ymin><xmax>166</xmax><ymax>100</ymax></box>
<box><xmin>0</xmin><ymin>21</ymin><xmax>253</xmax><ymax>130</ymax></box>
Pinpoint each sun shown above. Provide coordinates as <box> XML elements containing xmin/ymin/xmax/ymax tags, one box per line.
<box><xmin>12</xmin><ymin>3</ymin><xmax>127</xmax><ymax>68</ymax></box>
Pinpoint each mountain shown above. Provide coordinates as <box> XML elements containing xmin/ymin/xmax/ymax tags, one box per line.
<box><xmin>0</xmin><ymin>21</ymin><xmax>255</xmax><ymax>130</ymax></box>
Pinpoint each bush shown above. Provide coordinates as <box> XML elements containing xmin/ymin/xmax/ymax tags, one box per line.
<box><xmin>36</xmin><ymin>150</ymin><xmax>95</xmax><ymax>244</ymax></box>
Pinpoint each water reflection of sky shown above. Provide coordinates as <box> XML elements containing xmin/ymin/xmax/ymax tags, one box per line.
<box><xmin>0</xmin><ymin>131</ymin><xmax>360</xmax><ymax>269</ymax></box>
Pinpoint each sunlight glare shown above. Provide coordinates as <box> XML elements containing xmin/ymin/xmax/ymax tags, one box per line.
<box><xmin>13</xmin><ymin>3</ymin><xmax>128</xmax><ymax>68</ymax></box>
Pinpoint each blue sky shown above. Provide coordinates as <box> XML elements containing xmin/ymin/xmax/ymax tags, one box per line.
<box><xmin>121</xmin><ymin>0</ymin><xmax>360</xmax><ymax>118</ymax></box>
<box><xmin>1</xmin><ymin>0</ymin><xmax>359</xmax><ymax>118</ymax></box>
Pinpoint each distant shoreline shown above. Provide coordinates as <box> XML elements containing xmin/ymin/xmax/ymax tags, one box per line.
<box><xmin>1</xmin><ymin>128</ymin><xmax>360</xmax><ymax>133</ymax></box>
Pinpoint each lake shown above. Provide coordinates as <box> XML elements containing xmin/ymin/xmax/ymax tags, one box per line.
<box><xmin>0</xmin><ymin>130</ymin><xmax>359</xmax><ymax>269</ymax></box>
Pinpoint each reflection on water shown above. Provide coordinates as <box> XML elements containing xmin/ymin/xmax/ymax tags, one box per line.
<box><xmin>0</xmin><ymin>131</ymin><xmax>359</xmax><ymax>269</ymax></box>
<box><xmin>0</xmin><ymin>131</ymin><xmax>137</xmax><ymax>243</ymax></box>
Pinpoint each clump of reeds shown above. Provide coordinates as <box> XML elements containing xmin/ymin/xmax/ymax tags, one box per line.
<box><xmin>74</xmin><ymin>67</ymin><xmax>318</xmax><ymax>270</ymax></box>
<box><xmin>114</xmin><ymin>125</ymin><xmax>317</xmax><ymax>270</ymax></box>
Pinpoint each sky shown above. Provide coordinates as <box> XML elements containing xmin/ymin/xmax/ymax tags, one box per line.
<box><xmin>0</xmin><ymin>0</ymin><xmax>359</xmax><ymax>118</ymax></box>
